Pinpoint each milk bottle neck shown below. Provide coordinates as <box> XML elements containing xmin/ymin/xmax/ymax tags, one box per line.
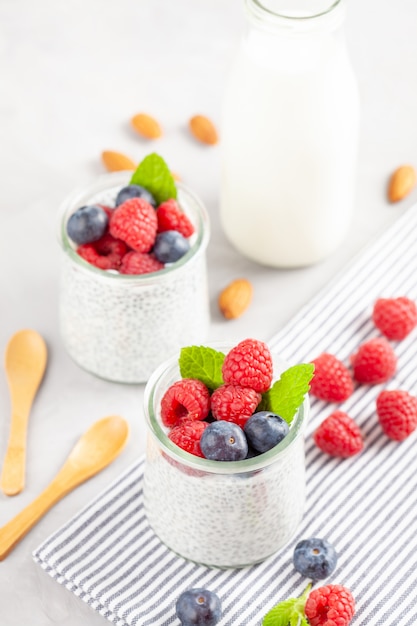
<box><xmin>244</xmin><ymin>0</ymin><xmax>346</xmax><ymax>34</ymax></box>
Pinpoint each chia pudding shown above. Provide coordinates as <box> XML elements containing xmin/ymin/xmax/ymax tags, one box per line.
<box><xmin>143</xmin><ymin>348</ymin><xmax>309</xmax><ymax>569</ymax></box>
<box><xmin>58</xmin><ymin>172</ymin><xmax>210</xmax><ymax>383</ymax></box>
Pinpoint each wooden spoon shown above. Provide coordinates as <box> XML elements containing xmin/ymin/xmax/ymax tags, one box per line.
<box><xmin>1</xmin><ymin>329</ymin><xmax>48</xmax><ymax>496</ymax></box>
<box><xmin>0</xmin><ymin>415</ymin><xmax>129</xmax><ymax>560</ymax></box>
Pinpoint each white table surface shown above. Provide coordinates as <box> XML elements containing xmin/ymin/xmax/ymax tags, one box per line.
<box><xmin>1</xmin><ymin>0</ymin><xmax>417</xmax><ymax>624</ymax></box>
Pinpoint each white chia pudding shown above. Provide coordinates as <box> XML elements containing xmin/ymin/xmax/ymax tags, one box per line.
<box><xmin>58</xmin><ymin>172</ymin><xmax>210</xmax><ymax>383</ymax></box>
<box><xmin>143</xmin><ymin>350</ymin><xmax>308</xmax><ymax>569</ymax></box>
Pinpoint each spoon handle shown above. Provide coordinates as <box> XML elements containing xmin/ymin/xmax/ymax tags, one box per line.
<box><xmin>0</xmin><ymin>473</ymin><xmax>75</xmax><ymax>561</ymax></box>
<box><xmin>0</xmin><ymin>409</ymin><xmax>30</xmax><ymax>496</ymax></box>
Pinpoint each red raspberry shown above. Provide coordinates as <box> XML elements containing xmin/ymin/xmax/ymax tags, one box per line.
<box><xmin>99</xmin><ymin>205</ymin><xmax>114</xmax><ymax>221</ymax></box>
<box><xmin>376</xmin><ymin>389</ymin><xmax>417</xmax><ymax>441</ymax></box>
<box><xmin>305</xmin><ymin>584</ymin><xmax>355</xmax><ymax>626</ymax></box>
<box><xmin>372</xmin><ymin>296</ymin><xmax>417</xmax><ymax>340</ymax></box>
<box><xmin>310</xmin><ymin>353</ymin><xmax>354</xmax><ymax>402</ymax></box>
<box><xmin>313</xmin><ymin>411</ymin><xmax>364</xmax><ymax>457</ymax></box>
<box><xmin>168</xmin><ymin>419</ymin><xmax>208</xmax><ymax>457</ymax></box>
<box><xmin>210</xmin><ymin>384</ymin><xmax>262</xmax><ymax>429</ymax></box>
<box><xmin>109</xmin><ymin>198</ymin><xmax>157</xmax><ymax>252</ymax></box>
<box><xmin>156</xmin><ymin>199</ymin><xmax>195</xmax><ymax>237</ymax></box>
<box><xmin>77</xmin><ymin>233</ymin><xmax>128</xmax><ymax>270</ymax></box>
<box><xmin>161</xmin><ymin>378</ymin><xmax>211</xmax><ymax>428</ymax></box>
<box><xmin>119</xmin><ymin>251</ymin><xmax>164</xmax><ymax>275</ymax></box>
<box><xmin>350</xmin><ymin>337</ymin><xmax>397</xmax><ymax>384</ymax></box>
<box><xmin>222</xmin><ymin>338</ymin><xmax>273</xmax><ymax>393</ymax></box>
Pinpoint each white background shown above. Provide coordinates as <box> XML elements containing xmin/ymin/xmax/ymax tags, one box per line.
<box><xmin>1</xmin><ymin>0</ymin><xmax>417</xmax><ymax>624</ymax></box>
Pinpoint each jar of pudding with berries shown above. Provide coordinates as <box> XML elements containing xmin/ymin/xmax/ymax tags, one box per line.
<box><xmin>58</xmin><ymin>170</ymin><xmax>210</xmax><ymax>384</ymax></box>
<box><xmin>143</xmin><ymin>342</ymin><xmax>310</xmax><ymax>568</ymax></box>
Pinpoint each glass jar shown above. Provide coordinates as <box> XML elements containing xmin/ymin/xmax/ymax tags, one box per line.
<box><xmin>58</xmin><ymin>172</ymin><xmax>210</xmax><ymax>384</ymax></box>
<box><xmin>143</xmin><ymin>346</ymin><xmax>309</xmax><ymax>568</ymax></box>
<box><xmin>220</xmin><ymin>0</ymin><xmax>360</xmax><ymax>267</ymax></box>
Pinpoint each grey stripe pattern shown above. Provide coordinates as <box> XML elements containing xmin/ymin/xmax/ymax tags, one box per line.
<box><xmin>33</xmin><ymin>204</ymin><xmax>417</xmax><ymax>625</ymax></box>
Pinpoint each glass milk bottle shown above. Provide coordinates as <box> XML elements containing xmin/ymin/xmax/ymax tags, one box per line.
<box><xmin>220</xmin><ymin>0</ymin><xmax>360</xmax><ymax>267</ymax></box>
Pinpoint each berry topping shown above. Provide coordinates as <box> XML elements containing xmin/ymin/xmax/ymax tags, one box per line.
<box><xmin>115</xmin><ymin>183</ymin><xmax>156</xmax><ymax>208</ymax></box>
<box><xmin>119</xmin><ymin>251</ymin><xmax>164</xmax><ymax>275</ymax></box>
<box><xmin>310</xmin><ymin>353</ymin><xmax>354</xmax><ymax>402</ymax></box>
<box><xmin>200</xmin><ymin>421</ymin><xmax>248</xmax><ymax>461</ymax></box>
<box><xmin>176</xmin><ymin>588</ymin><xmax>222</xmax><ymax>626</ymax></box>
<box><xmin>293</xmin><ymin>537</ymin><xmax>338</xmax><ymax>580</ymax></box>
<box><xmin>222</xmin><ymin>338</ymin><xmax>273</xmax><ymax>393</ymax></box>
<box><xmin>376</xmin><ymin>389</ymin><xmax>417</xmax><ymax>441</ymax></box>
<box><xmin>157</xmin><ymin>199</ymin><xmax>195</xmax><ymax>237</ymax></box>
<box><xmin>210</xmin><ymin>384</ymin><xmax>261</xmax><ymax>429</ymax></box>
<box><xmin>153</xmin><ymin>230</ymin><xmax>191</xmax><ymax>263</ymax></box>
<box><xmin>313</xmin><ymin>411</ymin><xmax>364</xmax><ymax>457</ymax></box>
<box><xmin>351</xmin><ymin>337</ymin><xmax>397</xmax><ymax>384</ymax></box>
<box><xmin>67</xmin><ymin>205</ymin><xmax>108</xmax><ymax>245</ymax></box>
<box><xmin>160</xmin><ymin>378</ymin><xmax>210</xmax><ymax>427</ymax></box>
<box><xmin>109</xmin><ymin>197</ymin><xmax>157</xmax><ymax>253</ymax></box>
<box><xmin>372</xmin><ymin>296</ymin><xmax>417</xmax><ymax>340</ymax></box>
<box><xmin>304</xmin><ymin>584</ymin><xmax>355</xmax><ymax>626</ymax></box>
<box><xmin>77</xmin><ymin>233</ymin><xmax>128</xmax><ymax>270</ymax></box>
<box><xmin>168</xmin><ymin>420</ymin><xmax>209</xmax><ymax>457</ymax></box>
<box><xmin>244</xmin><ymin>411</ymin><xmax>289</xmax><ymax>453</ymax></box>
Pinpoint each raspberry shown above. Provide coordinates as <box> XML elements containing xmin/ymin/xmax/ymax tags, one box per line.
<box><xmin>372</xmin><ymin>296</ymin><xmax>417</xmax><ymax>340</ymax></box>
<box><xmin>157</xmin><ymin>199</ymin><xmax>195</xmax><ymax>237</ymax></box>
<box><xmin>168</xmin><ymin>419</ymin><xmax>208</xmax><ymax>457</ymax></box>
<box><xmin>222</xmin><ymin>338</ymin><xmax>273</xmax><ymax>393</ymax></box>
<box><xmin>109</xmin><ymin>197</ymin><xmax>157</xmax><ymax>253</ymax></box>
<box><xmin>310</xmin><ymin>353</ymin><xmax>354</xmax><ymax>402</ymax></box>
<box><xmin>376</xmin><ymin>389</ymin><xmax>417</xmax><ymax>441</ymax></box>
<box><xmin>350</xmin><ymin>337</ymin><xmax>397</xmax><ymax>384</ymax></box>
<box><xmin>77</xmin><ymin>233</ymin><xmax>128</xmax><ymax>270</ymax></box>
<box><xmin>161</xmin><ymin>378</ymin><xmax>211</xmax><ymax>427</ymax></box>
<box><xmin>210</xmin><ymin>384</ymin><xmax>262</xmax><ymax>429</ymax></box>
<box><xmin>119</xmin><ymin>251</ymin><xmax>164</xmax><ymax>275</ymax></box>
<box><xmin>313</xmin><ymin>411</ymin><xmax>364</xmax><ymax>457</ymax></box>
<box><xmin>305</xmin><ymin>584</ymin><xmax>355</xmax><ymax>626</ymax></box>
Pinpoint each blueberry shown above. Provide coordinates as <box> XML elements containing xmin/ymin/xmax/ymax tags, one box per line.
<box><xmin>115</xmin><ymin>184</ymin><xmax>156</xmax><ymax>207</ymax></box>
<box><xmin>200</xmin><ymin>421</ymin><xmax>248</xmax><ymax>461</ymax></box>
<box><xmin>153</xmin><ymin>230</ymin><xmax>190</xmax><ymax>264</ymax></box>
<box><xmin>66</xmin><ymin>205</ymin><xmax>108</xmax><ymax>245</ymax></box>
<box><xmin>293</xmin><ymin>537</ymin><xmax>338</xmax><ymax>580</ymax></box>
<box><xmin>244</xmin><ymin>411</ymin><xmax>289</xmax><ymax>453</ymax></box>
<box><xmin>176</xmin><ymin>588</ymin><xmax>222</xmax><ymax>626</ymax></box>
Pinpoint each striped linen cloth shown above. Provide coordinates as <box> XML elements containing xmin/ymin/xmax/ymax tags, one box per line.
<box><xmin>33</xmin><ymin>205</ymin><xmax>417</xmax><ymax>625</ymax></box>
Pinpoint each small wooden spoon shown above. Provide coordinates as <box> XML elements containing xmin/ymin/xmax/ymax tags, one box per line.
<box><xmin>0</xmin><ymin>415</ymin><xmax>129</xmax><ymax>560</ymax></box>
<box><xmin>1</xmin><ymin>329</ymin><xmax>48</xmax><ymax>496</ymax></box>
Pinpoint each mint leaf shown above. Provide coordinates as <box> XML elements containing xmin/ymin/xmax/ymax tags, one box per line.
<box><xmin>263</xmin><ymin>584</ymin><xmax>311</xmax><ymax>626</ymax></box>
<box><xmin>129</xmin><ymin>153</ymin><xmax>177</xmax><ymax>204</ymax></box>
<box><xmin>262</xmin><ymin>363</ymin><xmax>314</xmax><ymax>425</ymax></box>
<box><xmin>179</xmin><ymin>346</ymin><xmax>225</xmax><ymax>390</ymax></box>
<box><xmin>263</xmin><ymin>599</ymin><xmax>299</xmax><ymax>626</ymax></box>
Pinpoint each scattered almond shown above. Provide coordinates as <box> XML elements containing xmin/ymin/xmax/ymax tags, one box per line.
<box><xmin>131</xmin><ymin>113</ymin><xmax>162</xmax><ymax>140</ymax></box>
<box><xmin>218</xmin><ymin>279</ymin><xmax>253</xmax><ymax>320</ymax></box>
<box><xmin>189</xmin><ymin>115</ymin><xmax>219</xmax><ymax>146</ymax></box>
<box><xmin>388</xmin><ymin>165</ymin><xmax>417</xmax><ymax>203</ymax></box>
<box><xmin>171</xmin><ymin>171</ymin><xmax>181</xmax><ymax>181</ymax></box>
<box><xmin>101</xmin><ymin>150</ymin><xmax>136</xmax><ymax>172</ymax></box>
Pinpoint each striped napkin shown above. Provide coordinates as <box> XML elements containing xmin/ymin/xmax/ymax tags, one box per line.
<box><xmin>33</xmin><ymin>205</ymin><xmax>417</xmax><ymax>625</ymax></box>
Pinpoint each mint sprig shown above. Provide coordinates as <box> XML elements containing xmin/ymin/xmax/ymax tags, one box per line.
<box><xmin>129</xmin><ymin>153</ymin><xmax>177</xmax><ymax>204</ymax></box>
<box><xmin>262</xmin><ymin>363</ymin><xmax>314</xmax><ymax>425</ymax></box>
<box><xmin>179</xmin><ymin>346</ymin><xmax>225</xmax><ymax>390</ymax></box>
<box><xmin>263</xmin><ymin>583</ymin><xmax>311</xmax><ymax>626</ymax></box>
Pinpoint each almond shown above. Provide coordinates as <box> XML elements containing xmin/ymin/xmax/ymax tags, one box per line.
<box><xmin>218</xmin><ymin>279</ymin><xmax>253</xmax><ymax>320</ymax></box>
<box><xmin>131</xmin><ymin>113</ymin><xmax>162</xmax><ymax>139</ymax></box>
<box><xmin>388</xmin><ymin>165</ymin><xmax>417</xmax><ymax>202</ymax></box>
<box><xmin>189</xmin><ymin>115</ymin><xmax>219</xmax><ymax>146</ymax></box>
<box><xmin>101</xmin><ymin>150</ymin><xmax>136</xmax><ymax>172</ymax></box>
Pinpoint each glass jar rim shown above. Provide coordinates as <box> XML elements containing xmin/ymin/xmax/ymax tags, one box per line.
<box><xmin>247</xmin><ymin>0</ymin><xmax>342</xmax><ymax>21</ymax></box>
<box><xmin>58</xmin><ymin>171</ymin><xmax>210</xmax><ymax>284</ymax></box>
<box><xmin>144</xmin><ymin>344</ymin><xmax>309</xmax><ymax>475</ymax></box>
